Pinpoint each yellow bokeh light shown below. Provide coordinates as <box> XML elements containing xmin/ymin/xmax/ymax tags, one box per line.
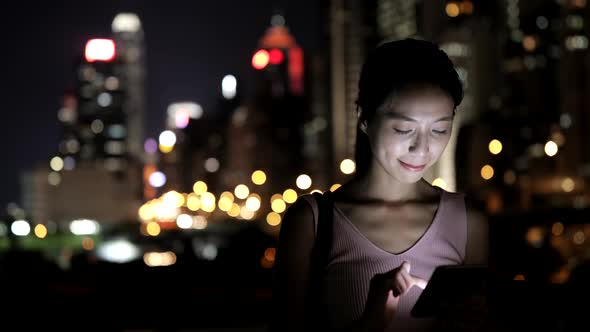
<box><xmin>228</xmin><ymin>203</ymin><xmax>241</xmax><ymax>217</ymax></box>
<box><xmin>177</xmin><ymin>193</ymin><xmax>186</xmax><ymax>207</ymax></box>
<box><xmin>445</xmin><ymin>2</ymin><xmax>460</xmax><ymax>17</ymax></box>
<box><xmin>200</xmin><ymin>192</ymin><xmax>216</xmax><ymax>212</ymax></box>
<box><xmin>144</xmin><ymin>251</ymin><xmax>177</xmax><ymax>267</ymax></box>
<box><xmin>235</xmin><ymin>184</ymin><xmax>250</xmax><ymax>199</ymax></box>
<box><xmin>267</xmin><ymin>212</ymin><xmax>282</xmax><ymax>226</ymax></box>
<box><xmin>310</xmin><ymin>189</ymin><xmax>323</xmax><ymax>194</ymax></box>
<box><xmin>193</xmin><ymin>181</ymin><xmax>208</xmax><ymax>195</ymax></box>
<box><xmin>481</xmin><ymin>165</ymin><xmax>494</xmax><ymax>180</ymax></box>
<box><xmin>545</xmin><ymin>141</ymin><xmax>558</xmax><ymax>157</ymax></box>
<box><xmin>283</xmin><ymin>189</ymin><xmax>298</xmax><ymax>204</ymax></box>
<box><xmin>340</xmin><ymin>159</ymin><xmax>356</xmax><ymax>174</ymax></box>
<box><xmin>251</xmin><ymin>170</ymin><xmax>267</xmax><ymax>185</ymax></box>
<box><xmin>187</xmin><ymin>194</ymin><xmax>201</xmax><ymax>211</ymax></box>
<box><xmin>240</xmin><ymin>206</ymin><xmax>255</xmax><ymax>220</ymax></box>
<box><xmin>220</xmin><ymin>191</ymin><xmax>235</xmax><ymax>201</ymax></box>
<box><xmin>272</xmin><ymin>199</ymin><xmax>287</xmax><ymax>213</ymax></box>
<box><xmin>218</xmin><ymin>196</ymin><xmax>233</xmax><ymax>211</ymax></box>
<box><xmin>561</xmin><ymin>177</ymin><xmax>575</xmax><ymax>192</ymax></box>
<box><xmin>296</xmin><ymin>174</ymin><xmax>312</xmax><ymax>190</ymax></box>
<box><xmin>163</xmin><ymin>191</ymin><xmax>184</xmax><ymax>208</ymax></box>
<box><xmin>139</xmin><ymin>204</ymin><xmax>155</xmax><ymax>221</ymax></box>
<box><xmin>159</xmin><ymin>143</ymin><xmax>174</xmax><ymax>153</ymax></box>
<box><xmin>330</xmin><ymin>184</ymin><xmax>341</xmax><ymax>192</ymax></box>
<box><xmin>271</xmin><ymin>194</ymin><xmax>283</xmax><ymax>203</ymax></box>
<box><xmin>34</xmin><ymin>224</ymin><xmax>47</xmax><ymax>239</ymax></box>
<box><xmin>246</xmin><ymin>195</ymin><xmax>262</xmax><ymax>212</ymax></box>
<box><xmin>431</xmin><ymin>178</ymin><xmax>447</xmax><ymax>190</ymax></box>
<box><xmin>146</xmin><ymin>222</ymin><xmax>161</xmax><ymax>236</ymax></box>
<box><xmin>488</xmin><ymin>139</ymin><xmax>503</xmax><ymax>155</ymax></box>
<box><xmin>50</xmin><ymin>156</ymin><xmax>64</xmax><ymax>172</ymax></box>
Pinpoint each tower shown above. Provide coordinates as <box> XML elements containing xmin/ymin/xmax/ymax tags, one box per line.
<box><xmin>112</xmin><ymin>13</ymin><xmax>146</xmax><ymax>161</ymax></box>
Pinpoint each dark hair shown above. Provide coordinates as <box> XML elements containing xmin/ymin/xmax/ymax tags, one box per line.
<box><xmin>354</xmin><ymin>38</ymin><xmax>464</xmax><ymax>175</ymax></box>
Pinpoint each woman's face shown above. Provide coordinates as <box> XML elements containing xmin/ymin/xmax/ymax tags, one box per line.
<box><xmin>362</xmin><ymin>87</ymin><xmax>455</xmax><ymax>184</ymax></box>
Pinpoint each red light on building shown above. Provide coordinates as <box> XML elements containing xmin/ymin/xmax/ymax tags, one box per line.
<box><xmin>269</xmin><ymin>49</ymin><xmax>284</xmax><ymax>64</ymax></box>
<box><xmin>85</xmin><ymin>39</ymin><xmax>116</xmax><ymax>62</ymax></box>
<box><xmin>288</xmin><ymin>47</ymin><xmax>304</xmax><ymax>95</ymax></box>
<box><xmin>252</xmin><ymin>49</ymin><xmax>270</xmax><ymax>70</ymax></box>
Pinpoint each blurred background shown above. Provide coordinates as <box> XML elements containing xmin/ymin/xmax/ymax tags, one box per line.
<box><xmin>1</xmin><ymin>0</ymin><xmax>589</xmax><ymax>330</ymax></box>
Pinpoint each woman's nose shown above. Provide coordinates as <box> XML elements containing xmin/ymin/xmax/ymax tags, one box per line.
<box><xmin>409</xmin><ymin>132</ymin><xmax>429</xmax><ymax>155</ymax></box>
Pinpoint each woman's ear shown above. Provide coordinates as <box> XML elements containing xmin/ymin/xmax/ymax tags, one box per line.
<box><xmin>357</xmin><ymin>108</ymin><xmax>368</xmax><ymax>134</ymax></box>
<box><xmin>359</xmin><ymin>120</ymin><xmax>368</xmax><ymax>134</ymax></box>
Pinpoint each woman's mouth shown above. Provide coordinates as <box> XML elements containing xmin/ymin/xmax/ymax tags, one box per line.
<box><xmin>399</xmin><ymin>160</ymin><xmax>426</xmax><ymax>172</ymax></box>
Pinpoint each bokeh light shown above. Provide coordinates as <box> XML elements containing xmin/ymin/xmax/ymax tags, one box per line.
<box><xmin>545</xmin><ymin>140</ymin><xmax>558</xmax><ymax>157</ymax></box>
<box><xmin>481</xmin><ymin>165</ymin><xmax>494</xmax><ymax>180</ymax></box>
<box><xmin>34</xmin><ymin>224</ymin><xmax>47</xmax><ymax>239</ymax></box>
<box><xmin>193</xmin><ymin>181</ymin><xmax>208</xmax><ymax>195</ymax></box>
<box><xmin>340</xmin><ymin>159</ymin><xmax>356</xmax><ymax>174</ymax></box>
<box><xmin>432</xmin><ymin>178</ymin><xmax>447</xmax><ymax>190</ymax></box>
<box><xmin>235</xmin><ymin>184</ymin><xmax>250</xmax><ymax>199</ymax></box>
<box><xmin>488</xmin><ymin>139</ymin><xmax>503</xmax><ymax>155</ymax></box>
<box><xmin>266</xmin><ymin>212</ymin><xmax>281</xmax><ymax>226</ymax></box>
<box><xmin>272</xmin><ymin>199</ymin><xmax>287</xmax><ymax>213</ymax></box>
<box><xmin>50</xmin><ymin>156</ymin><xmax>64</xmax><ymax>172</ymax></box>
<box><xmin>251</xmin><ymin>170</ymin><xmax>267</xmax><ymax>185</ymax></box>
<box><xmin>283</xmin><ymin>189</ymin><xmax>298</xmax><ymax>203</ymax></box>
<box><xmin>296</xmin><ymin>174</ymin><xmax>312</xmax><ymax>190</ymax></box>
<box><xmin>252</xmin><ymin>49</ymin><xmax>270</xmax><ymax>70</ymax></box>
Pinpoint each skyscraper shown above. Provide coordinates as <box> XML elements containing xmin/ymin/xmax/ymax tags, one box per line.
<box><xmin>226</xmin><ymin>15</ymin><xmax>310</xmax><ymax>194</ymax></box>
<box><xmin>112</xmin><ymin>13</ymin><xmax>146</xmax><ymax>161</ymax></box>
<box><xmin>21</xmin><ymin>13</ymin><xmax>147</xmax><ymax>226</ymax></box>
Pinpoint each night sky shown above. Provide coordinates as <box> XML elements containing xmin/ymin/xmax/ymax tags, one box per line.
<box><xmin>0</xmin><ymin>0</ymin><xmax>322</xmax><ymax>209</ymax></box>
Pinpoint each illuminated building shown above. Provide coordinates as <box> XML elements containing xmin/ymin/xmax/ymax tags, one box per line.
<box><xmin>21</xmin><ymin>13</ymin><xmax>147</xmax><ymax>226</ymax></box>
<box><xmin>225</xmin><ymin>14</ymin><xmax>312</xmax><ymax>199</ymax></box>
<box><xmin>111</xmin><ymin>13</ymin><xmax>147</xmax><ymax>161</ymax></box>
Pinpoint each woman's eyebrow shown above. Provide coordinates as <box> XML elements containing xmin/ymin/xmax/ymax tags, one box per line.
<box><xmin>383</xmin><ymin>111</ymin><xmax>453</xmax><ymax>122</ymax></box>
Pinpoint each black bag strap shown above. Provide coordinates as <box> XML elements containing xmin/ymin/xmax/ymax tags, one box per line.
<box><xmin>305</xmin><ymin>191</ymin><xmax>334</xmax><ymax>328</ymax></box>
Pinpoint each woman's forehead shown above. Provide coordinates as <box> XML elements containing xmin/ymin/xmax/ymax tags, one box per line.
<box><xmin>377</xmin><ymin>90</ymin><xmax>455</xmax><ymax>118</ymax></box>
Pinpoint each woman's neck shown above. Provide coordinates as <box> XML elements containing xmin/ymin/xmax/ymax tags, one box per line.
<box><xmin>343</xmin><ymin>172</ymin><xmax>429</xmax><ymax>203</ymax></box>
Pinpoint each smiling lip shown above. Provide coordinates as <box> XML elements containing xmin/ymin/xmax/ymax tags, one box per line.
<box><xmin>399</xmin><ymin>160</ymin><xmax>426</xmax><ymax>172</ymax></box>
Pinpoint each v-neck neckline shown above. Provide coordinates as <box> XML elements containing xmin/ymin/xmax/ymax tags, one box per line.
<box><xmin>328</xmin><ymin>189</ymin><xmax>445</xmax><ymax>256</ymax></box>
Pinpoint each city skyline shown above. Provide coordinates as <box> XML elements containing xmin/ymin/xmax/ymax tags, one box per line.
<box><xmin>0</xmin><ymin>0</ymin><xmax>322</xmax><ymax>208</ymax></box>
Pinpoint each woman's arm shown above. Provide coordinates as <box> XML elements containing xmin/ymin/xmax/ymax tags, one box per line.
<box><xmin>465</xmin><ymin>204</ymin><xmax>490</xmax><ymax>265</ymax></box>
<box><xmin>269</xmin><ymin>198</ymin><xmax>316</xmax><ymax>332</ymax></box>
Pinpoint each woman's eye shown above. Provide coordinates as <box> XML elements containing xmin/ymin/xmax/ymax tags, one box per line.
<box><xmin>394</xmin><ymin>128</ymin><xmax>412</xmax><ymax>134</ymax></box>
<box><xmin>432</xmin><ymin>129</ymin><xmax>447</xmax><ymax>135</ymax></box>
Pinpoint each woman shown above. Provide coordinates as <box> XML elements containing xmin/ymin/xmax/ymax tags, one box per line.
<box><xmin>270</xmin><ymin>38</ymin><xmax>489</xmax><ymax>331</ymax></box>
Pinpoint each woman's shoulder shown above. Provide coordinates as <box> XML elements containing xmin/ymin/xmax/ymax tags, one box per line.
<box><xmin>283</xmin><ymin>193</ymin><xmax>327</xmax><ymax>229</ymax></box>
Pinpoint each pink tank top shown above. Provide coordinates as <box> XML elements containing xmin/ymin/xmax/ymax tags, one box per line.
<box><xmin>301</xmin><ymin>188</ymin><xmax>467</xmax><ymax>331</ymax></box>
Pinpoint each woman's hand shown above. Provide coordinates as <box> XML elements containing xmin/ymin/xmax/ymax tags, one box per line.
<box><xmin>357</xmin><ymin>261</ymin><xmax>427</xmax><ymax>331</ymax></box>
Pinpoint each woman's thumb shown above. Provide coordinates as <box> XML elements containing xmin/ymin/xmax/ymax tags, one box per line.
<box><xmin>401</xmin><ymin>261</ymin><xmax>411</xmax><ymax>274</ymax></box>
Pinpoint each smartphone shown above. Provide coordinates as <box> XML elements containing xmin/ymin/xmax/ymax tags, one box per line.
<box><xmin>410</xmin><ymin>264</ymin><xmax>488</xmax><ymax>318</ymax></box>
